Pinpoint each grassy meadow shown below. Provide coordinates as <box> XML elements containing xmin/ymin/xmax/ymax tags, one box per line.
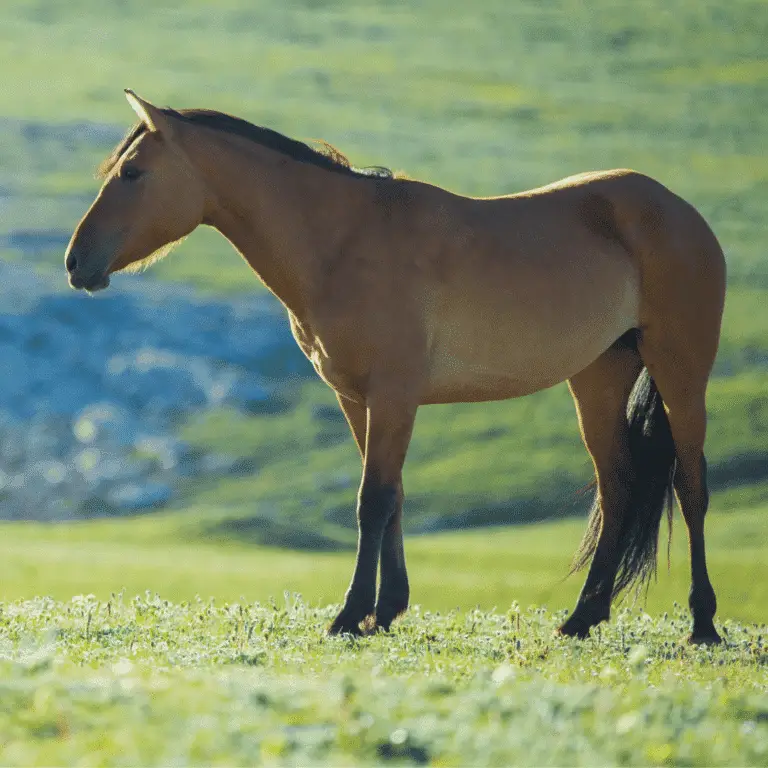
<box><xmin>0</xmin><ymin>597</ymin><xmax>766</xmax><ymax>766</ymax></box>
<box><xmin>1</xmin><ymin>496</ymin><xmax>767</xmax><ymax>625</ymax></box>
<box><xmin>1</xmin><ymin>0</ymin><xmax>767</xmax><ymax>763</ymax></box>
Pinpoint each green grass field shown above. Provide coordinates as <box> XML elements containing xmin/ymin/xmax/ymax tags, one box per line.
<box><xmin>1</xmin><ymin>493</ymin><xmax>767</xmax><ymax>624</ymax></box>
<box><xmin>2</xmin><ymin>0</ymin><xmax>768</xmax><ymax>763</ymax></box>
<box><xmin>0</xmin><ymin>596</ymin><xmax>766</xmax><ymax>765</ymax></box>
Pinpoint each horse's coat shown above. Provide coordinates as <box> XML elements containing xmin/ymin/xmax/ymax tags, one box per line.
<box><xmin>66</xmin><ymin>91</ymin><xmax>727</xmax><ymax>643</ymax></box>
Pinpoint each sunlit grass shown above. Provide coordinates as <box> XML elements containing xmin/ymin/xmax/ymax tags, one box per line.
<box><xmin>0</xmin><ymin>593</ymin><xmax>765</xmax><ymax>765</ymax></box>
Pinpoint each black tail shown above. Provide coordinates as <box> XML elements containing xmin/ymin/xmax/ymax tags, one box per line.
<box><xmin>572</xmin><ymin>367</ymin><xmax>676</xmax><ymax>599</ymax></box>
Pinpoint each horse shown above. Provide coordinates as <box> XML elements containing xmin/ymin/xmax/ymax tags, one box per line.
<box><xmin>65</xmin><ymin>90</ymin><xmax>726</xmax><ymax>644</ymax></box>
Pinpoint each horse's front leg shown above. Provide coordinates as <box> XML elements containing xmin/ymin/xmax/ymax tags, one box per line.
<box><xmin>328</xmin><ymin>389</ymin><xmax>417</xmax><ymax>636</ymax></box>
<box><xmin>374</xmin><ymin>478</ymin><xmax>409</xmax><ymax>631</ymax></box>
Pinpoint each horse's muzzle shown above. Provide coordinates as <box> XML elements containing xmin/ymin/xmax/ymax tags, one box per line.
<box><xmin>68</xmin><ymin>270</ymin><xmax>110</xmax><ymax>293</ymax></box>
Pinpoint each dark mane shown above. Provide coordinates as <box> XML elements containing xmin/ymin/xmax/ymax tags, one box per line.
<box><xmin>97</xmin><ymin>107</ymin><xmax>394</xmax><ymax>180</ymax></box>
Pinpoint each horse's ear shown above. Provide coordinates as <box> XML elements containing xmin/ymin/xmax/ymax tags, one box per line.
<box><xmin>124</xmin><ymin>89</ymin><xmax>174</xmax><ymax>138</ymax></box>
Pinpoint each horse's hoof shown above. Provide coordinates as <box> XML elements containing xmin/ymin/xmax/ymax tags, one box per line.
<box><xmin>373</xmin><ymin>601</ymin><xmax>408</xmax><ymax>633</ymax></box>
<box><xmin>327</xmin><ymin>621</ymin><xmax>363</xmax><ymax>637</ymax></box>
<box><xmin>327</xmin><ymin>614</ymin><xmax>364</xmax><ymax>637</ymax></box>
<box><xmin>687</xmin><ymin>629</ymin><xmax>722</xmax><ymax>646</ymax></box>
<box><xmin>557</xmin><ymin>611</ymin><xmax>607</xmax><ymax>639</ymax></box>
<box><xmin>371</xmin><ymin>615</ymin><xmax>397</xmax><ymax>634</ymax></box>
<box><xmin>557</xmin><ymin>620</ymin><xmax>590</xmax><ymax>639</ymax></box>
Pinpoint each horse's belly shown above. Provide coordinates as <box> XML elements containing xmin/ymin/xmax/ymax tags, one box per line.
<box><xmin>423</xmin><ymin>266</ymin><xmax>639</xmax><ymax>404</ymax></box>
<box><xmin>424</xmin><ymin>339</ymin><xmax>606</xmax><ymax>403</ymax></box>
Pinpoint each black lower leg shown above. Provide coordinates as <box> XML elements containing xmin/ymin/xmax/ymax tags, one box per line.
<box><xmin>329</xmin><ymin>482</ymin><xmax>398</xmax><ymax>635</ymax></box>
<box><xmin>560</xmin><ymin>480</ymin><xmax>628</xmax><ymax>639</ymax></box>
<box><xmin>375</xmin><ymin>499</ymin><xmax>409</xmax><ymax>630</ymax></box>
<box><xmin>559</xmin><ymin>540</ymin><xmax>616</xmax><ymax>638</ymax></box>
<box><xmin>680</xmin><ymin>456</ymin><xmax>720</xmax><ymax>644</ymax></box>
<box><xmin>688</xmin><ymin>546</ymin><xmax>719</xmax><ymax>642</ymax></box>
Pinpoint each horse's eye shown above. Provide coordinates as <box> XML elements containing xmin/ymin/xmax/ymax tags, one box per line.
<box><xmin>120</xmin><ymin>164</ymin><xmax>142</xmax><ymax>182</ymax></box>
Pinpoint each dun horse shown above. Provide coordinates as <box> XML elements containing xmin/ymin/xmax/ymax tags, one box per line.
<box><xmin>66</xmin><ymin>91</ymin><xmax>726</xmax><ymax>643</ymax></box>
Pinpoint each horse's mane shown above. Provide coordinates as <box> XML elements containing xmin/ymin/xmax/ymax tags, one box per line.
<box><xmin>98</xmin><ymin>107</ymin><xmax>394</xmax><ymax>181</ymax></box>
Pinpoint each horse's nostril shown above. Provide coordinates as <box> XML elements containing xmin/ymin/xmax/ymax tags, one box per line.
<box><xmin>66</xmin><ymin>253</ymin><xmax>78</xmax><ymax>273</ymax></box>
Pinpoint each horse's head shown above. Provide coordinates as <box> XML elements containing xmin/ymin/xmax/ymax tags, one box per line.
<box><xmin>65</xmin><ymin>90</ymin><xmax>206</xmax><ymax>292</ymax></box>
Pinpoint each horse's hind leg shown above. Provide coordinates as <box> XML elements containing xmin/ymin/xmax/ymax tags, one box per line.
<box><xmin>638</xmin><ymin>333</ymin><xmax>721</xmax><ymax>644</ymax></box>
<box><xmin>624</xmin><ymin>193</ymin><xmax>725</xmax><ymax>643</ymax></box>
<box><xmin>559</xmin><ymin>341</ymin><xmax>643</xmax><ymax>638</ymax></box>
<box><xmin>677</xmin><ymin>449</ymin><xmax>719</xmax><ymax>644</ymax></box>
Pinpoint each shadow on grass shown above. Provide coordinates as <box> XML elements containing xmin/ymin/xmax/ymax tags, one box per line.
<box><xmin>196</xmin><ymin>452</ymin><xmax>768</xmax><ymax>552</ymax></box>
<box><xmin>407</xmin><ymin>486</ymin><xmax>593</xmax><ymax>534</ymax></box>
<box><xmin>708</xmin><ymin>452</ymin><xmax>768</xmax><ymax>489</ymax></box>
<box><xmin>205</xmin><ymin>515</ymin><xmax>354</xmax><ymax>551</ymax></box>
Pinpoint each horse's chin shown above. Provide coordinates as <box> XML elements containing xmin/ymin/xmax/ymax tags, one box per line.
<box><xmin>85</xmin><ymin>275</ymin><xmax>110</xmax><ymax>294</ymax></box>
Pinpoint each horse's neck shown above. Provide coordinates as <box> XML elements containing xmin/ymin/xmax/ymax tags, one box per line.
<box><xmin>197</xmin><ymin>137</ymin><xmax>363</xmax><ymax>321</ymax></box>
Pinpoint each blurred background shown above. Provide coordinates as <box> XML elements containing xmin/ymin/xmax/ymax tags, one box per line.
<box><xmin>0</xmin><ymin>0</ymin><xmax>765</xmax><ymax>620</ymax></box>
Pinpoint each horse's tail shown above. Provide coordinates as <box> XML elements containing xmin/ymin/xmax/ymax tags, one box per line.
<box><xmin>572</xmin><ymin>366</ymin><xmax>676</xmax><ymax>598</ymax></box>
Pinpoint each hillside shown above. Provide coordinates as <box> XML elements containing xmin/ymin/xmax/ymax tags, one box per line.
<box><xmin>0</xmin><ymin>0</ymin><xmax>765</xmax><ymax>543</ymax></box>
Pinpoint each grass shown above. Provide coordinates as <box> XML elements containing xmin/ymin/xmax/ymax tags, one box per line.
<box><xmin>0</xmin><ymin>595</ymin><xmax>765</xmax><ymax>765</ymax></box>
<box><xmin>1</xmin><ymin>495</ymin><xmax>766</xmax><ymax>625</ymax></box>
